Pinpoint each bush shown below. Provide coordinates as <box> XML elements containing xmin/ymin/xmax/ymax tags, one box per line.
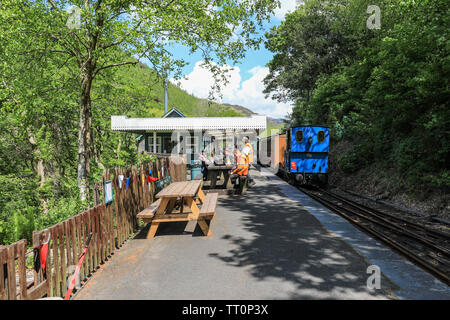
<box><xmin>137</xmin><ymin>152</ymin><xmax>157</xmax><ymax>166</ymax></box>
<box><xmin>338</xmin><ymin>143</ymin><xmax>374</xmax><ymax>174</ymax></box>
<box><xmin>36</xmin><ymin>196</ymin><xmax>85</xmax><ymax>231</ymax></box>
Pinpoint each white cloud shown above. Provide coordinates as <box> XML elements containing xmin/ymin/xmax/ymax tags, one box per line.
<box><xmin>273</xmin><ymin>0</ymin><xmax>300</xmax><ymax>20</ymax></box>
<box><xmin>172</xmin><ymin>61</ymin><xmax>292</xmax><ymax>119</ymax></box>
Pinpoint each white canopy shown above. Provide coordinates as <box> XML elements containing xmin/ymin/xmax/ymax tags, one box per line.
<box><xmin>111</xmin><ymin>115</ymin><xmax>267</xmax><ymax>131</ymax></box>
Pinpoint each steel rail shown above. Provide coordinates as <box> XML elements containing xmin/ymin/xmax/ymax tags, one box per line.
<box><xmin>299</xmin><ymin>187</ymin><xmax>450</xmax><ymax>286</ymax></box>
<box><xmin>321</xmin><ymin>189</ymin><xmax>450</xmax><ymax>240</ymax></box>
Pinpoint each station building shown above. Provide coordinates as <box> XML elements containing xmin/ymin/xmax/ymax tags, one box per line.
<box><xmin>110</xmin><ymin>108</ymin><xmax>267</xmax><ymax>164</ymax></box>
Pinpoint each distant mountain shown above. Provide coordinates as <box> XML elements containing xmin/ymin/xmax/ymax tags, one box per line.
<box><xmin>221</xmin><ymin>103</ymin><xmax>285</xmax><ymax>129</ymax></box>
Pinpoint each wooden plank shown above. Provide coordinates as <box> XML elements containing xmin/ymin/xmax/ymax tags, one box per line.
<box><xmin>126</xmin><ymin>167</ymin><xmax>133</xmax><ymax>234</ymax></box>
<box><xmin>184</xmin><ymin>197</ymin><xmax>200</xmax><ymax>215</ymax></box>
<box><xmin>138</xmin><ymin>166</ymin><xmax>143</xmax><ymax>218</ymax></box>
<box><xmin>91</xmin><ymin>208</ymin><xmax>97</xmax><ymax>269</ymax></box>
<box><xmin>156</xmin><ymin>181</ymin><xmax>183</xmax><ymax>198</ymax></box>
<box><xmin>97</xmin><ymin>205</ymin><xmax>104</xmax><ymax>263</ymax></box>
<box><xmin>17</xmin><ymin>240</ymin><xmax>27</xmax><ymax>300</ymax></box>
<box><xmin>137</xmin><ymin>199</ymin><xmax>162</xmax><ymax>219</ymax></box>
<box><xmin>32</xmin><ymin>231</ymin><xmax>41</xmax><ymax>290</ymax></box>
<box><xmin>155</xmin><ymin>197</ymin><xmax>170</xmax><ymax>215</ymax></box>
<box><xmin>119</xmin><ymin>168</ymin><xmax>127</xmax><ymax>241</ymax></box>
<box><xmin>131</xmin><ymin>167</ymin><xmax>138</xmax><ymax>225</ymax></box>
<box><xmin>164</xmin><ymin>198</ymin><xmax>177</xmax><ymax>215</ymax></box>
<box><xmin>102</xmin><ymin>171</ymin><xmax>110</xmax><ymax>254</ymax></box>
<box><xmin>152</xmin><ymin>213</ymin><xmax>194</xmax><ymax>221</ymax></box>
<box><xmin>185</xmin><ymin>180</ymin><xmax>200</xmax><ymax>196</ymax></box>
<box><xmin>210</xmin><ymin>171</ymin><xmax>217</xmax><ymax>189</ymax></box>
<box><xmin>87</xmin><ymin>209</ymin><xmax>95</xmax><ymax>273</ymax></box>
<box><xmin>96</xmin><ymin>207</ymin><xmax>101</xmax><ymax>266</ymax></box>
<box><xmin>6</xmin><ymin>244</ymin><xmax>17</xmax><ymax>300</ymax></box>
<box><xmin>197</xmin><ymin>188</ymin><xmax>206</xmax><ymax>203</ymax></box>
<box><xmin>74</xmin><ymin>215</ymin><xmax>82</xmax><ymax>279</ymax></box>
<box><xmin>94</xmin><ymin>207</ymin><xmax>100</xmax><ymax>267</ymax></box>
<box><xmin>64</xmin><ymin>220</ymin><xmax>72</xmax><ymax>274</ymax></box>
<box><xmin>108</xmin><ymin>200</ymin><xmax>114</xmax><ymax>256</ymax></box>
<box><xmin>101</xmin><ymin>205</ymin><xmax>108</xmax><ymax>260</ymax></box>
<box><xmin>69</xmin><ymin>218</ymin><xmax>77</xmax><ymax>266</ymax></box>
<box><xmin>200</xmin><ymin>193</ymin><xmax>219</xmax><ymax>215</ymax></box>
<box><xmin>114</xmin><ymin>169</ymin><xmax>121</xmax><ymax>245</ymax></box>
<box><xmin>85</xmin><ymin>210</ymin><xmax>92</xmax><ymax>273</ymax></box>
<box><xmin>146</xmin><ymin>222</ymin><xmax>160</xmax><ymax>239</ymax></box>
<box><xmin>103</xmin><ymin>205</ymin><xmax>111</xmax><ymax>258</ymax></box>
<box><xmin>79</xmin><ymin>212</ymin><xmax>87</xmax><ymax>280</ymax></box>
<box><xmin>115</xmin><ymin>169</ymin><xmax>122</xmax><ymax>244</ymax></box>
<box><xmin>0</xmin><ymin>248</ymin><xmax>6</xmax><ymax>300</ymax></box>
<box><xmin>26</xmin><ymin>280</ymin><xmax>48</xmax><ymax>300</ymax></box>
<box><xmin>156</xmin><ymin>180</ymin><xmax>202</xmax><ymax>198</ymax></box>
<box><xmin>50</xmin><ymin>227</ymin><xmax>60</xmax><ymax>297</ymax></box>
<box><xmin>57</xmin><ymin>223</ymin><xmax>66</xmax><ymax>298</ymax></box>
<box><xmin>197</xmin><ymin>220</ymin><xmax>212</xmax><ymax>236</ymax></box>
<box><xmin>91</xmin><ymin>208</ymin><xmax>98</xmax><ymax>269</ymax></box>
<box><xmin>101</xmin><ymin>204</ymin><xmax>107</xmax><ymax>263</ymax></box>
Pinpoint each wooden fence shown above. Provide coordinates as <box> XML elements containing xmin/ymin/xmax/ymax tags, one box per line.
<box><xmin>0</xmin><ymin>156</ymin><xmax>179</xmax><ymax>300</ymax></box>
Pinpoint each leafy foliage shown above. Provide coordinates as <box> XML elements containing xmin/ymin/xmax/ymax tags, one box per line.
<box><xmin>0</xmin><ymin>1</ymin><xmax>277</xmax><ymax>244</ymax></box>
<box><xmin>264</xmin><ymin>0</ymin><xmax>449</xmax><ymax>191</ymax></box>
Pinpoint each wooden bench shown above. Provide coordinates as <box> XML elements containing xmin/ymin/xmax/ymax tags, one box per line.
<box><xmin>197</xmin><ymin>192</ymin><xmax>218</xmax><ymax>236</ymax></box>
<box><xmin>136</xmin><ymin>198</ymin><xmax>162</xmax><ymax>223</ymax></box>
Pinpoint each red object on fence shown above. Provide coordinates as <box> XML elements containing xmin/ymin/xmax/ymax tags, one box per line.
<box><xmin>64</xmin><ymin>232</ymin><xmax>93</xmax><ymax>300</ymax></box>
<box><xmin>146</xmin><ymin>176</ymin><xmax>158</xmax><ymax>183</ymax></box>
<box><xmin>39</xmin><ymin>242</ymin><xmax>49</xmax><ymax>275</ymax></box>
<box><xmin>33</xmin><ymin>233</ymin><xmax>50</xmax><ymax>277</ymax></box>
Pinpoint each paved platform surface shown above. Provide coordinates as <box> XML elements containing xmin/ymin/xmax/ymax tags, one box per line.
<box><xmin>259</xmin><ymin>168</ymin><xmax>450</xmax><ymax>300</ymax></box>
<box><xmin>74</xmin><ymin>169</ymin><xmax>447</xmax><ymax>300</ymax></box>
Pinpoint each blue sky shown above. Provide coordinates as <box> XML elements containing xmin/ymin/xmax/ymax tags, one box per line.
<box><xmin>161</xmin><ymin>0</ymin><xmax>299</xmax><ymax>119</ymax></box>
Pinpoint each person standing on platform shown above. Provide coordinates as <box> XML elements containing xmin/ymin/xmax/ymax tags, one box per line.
<box><xmin>242</xmin><ymin>136</ymin><xmax>256</xmax><ymax>187</ymax></box>
<box><xmin>199</xmin><ymin>150</ymin><xmax>210</xmax><ymax>181</ymax></box>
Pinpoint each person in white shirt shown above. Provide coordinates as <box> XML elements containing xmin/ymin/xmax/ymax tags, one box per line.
<box><xmin>199</xmin><ymin>150</ymin><xmax>210</xmax><ymax>181</ymax></box>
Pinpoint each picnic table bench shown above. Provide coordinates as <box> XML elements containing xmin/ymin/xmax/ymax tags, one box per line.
<box><xmin>206</xmin><ymin>165</ymin><xmax>234</xmax><ymax>189</ymax></box>
<box><xmin>137</xmin><ymin>180</ymin><xmax>218</xmax><ymax>238</ymax></box>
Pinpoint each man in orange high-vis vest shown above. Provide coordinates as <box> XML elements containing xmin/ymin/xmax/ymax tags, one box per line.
<box><xmin>231</xmin><ymin>149</ymin><xmax>249</xmax><ymax>177</ymax></box>
<box><xmin>244</xmin><ymin>136</ymin><xmax>254</xmax><ymax>166</ymax></box>
<box><xmin>242</xmin><ymin>136</ymin><xmax>256</xmax><ymax>187</ymax></box>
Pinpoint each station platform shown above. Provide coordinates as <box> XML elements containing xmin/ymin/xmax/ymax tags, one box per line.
<box><xmin>74</xmin><ymin>168</ymin><xmax>449</xmax><ymax>300</ymax></box>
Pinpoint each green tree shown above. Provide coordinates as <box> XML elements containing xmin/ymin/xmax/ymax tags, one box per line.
<box><xmin>1</xmin><ymin>0</ymin><xmax>279</xmax><ymax>201</ymax></box>
<box><xmin>264</xmin><ymin>0</ymin><xmax>449</xmax><ymax>191</ymax></box>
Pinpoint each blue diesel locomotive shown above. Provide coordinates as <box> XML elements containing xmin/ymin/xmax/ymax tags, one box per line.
<box><xmin>259</xmin><ymin>126</ymin><xmax>329</xmax><ymax>185</ymax></box>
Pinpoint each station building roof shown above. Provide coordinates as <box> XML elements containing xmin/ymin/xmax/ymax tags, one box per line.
<box><xmin>110</xmin><ymin>115</ymin><xmax>267</xmax><ymax>132</ymax></box>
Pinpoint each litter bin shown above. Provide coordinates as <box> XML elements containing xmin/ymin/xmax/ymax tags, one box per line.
<box><xmin>191</xmin><ymin>160</ymin><xmax>202</xmax><ymax>180</ymax></box>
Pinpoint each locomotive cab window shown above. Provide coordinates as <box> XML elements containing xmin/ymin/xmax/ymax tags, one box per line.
<box><xmin>295</xmin><ymin>130</ymin><xmax>303</xmax><ymax>142</ymax></box>
<box><xmin>318</xmin><ymin>130</ymin><xmax>325</xmax><ymax>143</ymax></box>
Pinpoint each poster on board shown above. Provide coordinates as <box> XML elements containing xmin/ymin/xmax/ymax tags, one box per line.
<box><xmin>104</xmin><ymin>180</ymin><xmax>113</xmax><ymax>204</ymax></box>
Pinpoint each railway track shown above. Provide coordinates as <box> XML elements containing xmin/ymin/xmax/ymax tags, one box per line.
<box><xmin>298</xmin><ymin>186</ymin><xmax>450</xmax><ymax>286</ymax></box>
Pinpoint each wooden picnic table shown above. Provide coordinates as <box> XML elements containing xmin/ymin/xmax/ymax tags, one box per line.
<box><xmin>137</xmin><ymin>180</ymin><xmax>218</xmax><ymax>238</ymax></box>
<box><xmin>206</xmin><ymin>165</ymin><xmax>234</xmax><ymax>189</ymax></box>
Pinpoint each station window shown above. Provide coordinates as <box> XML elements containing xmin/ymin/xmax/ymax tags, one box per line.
<box><xmin>318</xmin><ymin>130</ymin><xmax>325</xmax><ymax>143</ymax></box>
<box><xmin>295</xmin><ymin>130</ymin><xmax>303</xmax><ymax>142</ymax></box>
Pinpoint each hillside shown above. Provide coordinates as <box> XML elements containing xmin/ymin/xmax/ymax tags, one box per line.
<box><xmin>118</xmin><ymin>62</ymin><xmax>285</xmax><ymax>126</ymax></box>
